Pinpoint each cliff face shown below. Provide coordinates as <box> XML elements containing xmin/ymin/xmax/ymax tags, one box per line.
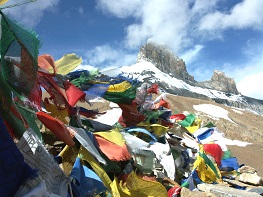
<box><xmin>138</xmin><ymin>41</ymin><xmax>239</xmax><ymax>94</ymax></box>
<box><xmin>133</xmin><ymin>41</ymin><xmax>263</xmax><ymax>115</ymax></box>
<box><xmin>138</xmin><ymin>41</ymin><xmax>195</xmax><ymax>83</ymax></box>
<box><xmin>198</xmin><ymin>70</ymin><xmax>239</xmax><ymax>94</ymax></box>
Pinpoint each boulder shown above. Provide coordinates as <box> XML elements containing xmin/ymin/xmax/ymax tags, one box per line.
<box><xmin>197</xmin><ymin>183</ymin><xmax>261</xmax><ymax>197</ymax></box>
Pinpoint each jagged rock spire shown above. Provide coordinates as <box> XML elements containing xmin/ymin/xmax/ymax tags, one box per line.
<box><xmin>138</xmin><ymin>41</ymin><xmax>239</xmax><ymax>94</ymax></box>
<box><xmin>138</xmin><ymin>41</ymin><xmax>195</xmax><ymax>83</ymax></box>
<box><xmin>198</xmin><ymin>70</ymin><xmax>239</xmax><ymax>95</ymax></box>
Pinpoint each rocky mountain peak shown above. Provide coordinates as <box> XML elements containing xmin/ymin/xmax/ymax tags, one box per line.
<box><xmin>137</xmin><ymin>41</ymin><xmax>239</xmax><ymax>95</ymax></box>
<box><xmin>137</xmin><ymin>41</ymin><xmax>195</xmax><ymax>83</ymax></box>
<box><xmin>198</xmin><ymin>70</ymin><xmax>239</xmax><ymax>94</ymax></box>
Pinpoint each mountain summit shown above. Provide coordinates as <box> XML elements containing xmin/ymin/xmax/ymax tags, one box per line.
<box><xmin>138</xmin><ymin>41</ymin><xmax>195</xmax><ymax>83</ymax></box>
<box><xmin>102</xmin><ymin>41</ymin><xmax>263</xmax><ymax>115</ymax></box>
<box><xmin>138</xmin><ymin>41</ymin><xmax>238</xmax><ymax>94</ymax></box>
<box><xmin>198</xmin><ymin>70</ymin><xmax>239</xmax><ymax>95</ymax></box>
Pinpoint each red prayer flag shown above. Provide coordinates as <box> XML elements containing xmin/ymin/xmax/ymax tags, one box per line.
<box><xmin>36</xmin><ymin>111</ymin><xmax>75</xmax><ymax>146</ymax></box>
<box><xmin>154</xmin><ymin>98</ymin><xmax>170</xmax><ymax>109</ymax></box>
<box><xmin>95</xmin><ymin>135</ymin><xmax>131</xmax><ymax>161</ymax></box>
<box><xmin>64</xmin><ymin>80</ymin><xmax>86</xmax><ymax>107</ymax></box>
<box><xmin>203</xmin><ymin>143</ymin><xmax>223</xmax><ymax>166</ymax></box>
<box><xmin>147</xmin><ymin>83</ymin><xmax>158</xmax><ymax>94</ymax></box>
<box><xmin>38</xmin><ymin>54</ymin><xmax>56</xmax><ymax>74</ymax></box>
<box><xmin>170</xmin><ymin>114</ymin><xmax>186</xmax><ymax>121</ymax></box>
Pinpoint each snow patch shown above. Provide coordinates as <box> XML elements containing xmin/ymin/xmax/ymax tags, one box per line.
<box><xmin>193</xmin><ymin>104</ymin><xmax>233</xmax><ymax>122</ymax></box>
<box><xmin>89</xmin><ymin>97</ymin><xmax>106</xmax><ymax>103</ymax></box>
<box><xmin>231</xmin><ymin>108</ymin><xmax>244</xmax><ymax>114</ymax></box>
<box><xmin>95</xmin><ymin>108</ymin><xmax>122</xmax><ymax>126</ymax></box>
<box><xmin>101</xmin><ymin>60</ymin><xmax>245</xmax><ymax>102</ymax></box>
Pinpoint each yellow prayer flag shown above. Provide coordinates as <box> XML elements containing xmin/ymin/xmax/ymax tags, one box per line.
<box><xmin>78</xmin><ymin>145</ymin><xmax>112</xmax><ymax>190</ymax></box>
<box><xmin>193</xmin><ymin>153</ymin><xmax>221</xmax><ymax>183</ymax></box>
<box><xmin>137</xmin><ymin>122</ymin><xmax>169</xmax><ymax>136</ymax></box>
<box><xmin>107</xmin><ymin>81</ymin><xmax>132</xmax><ymax>93</ymax></box>
<box><xmin>110</xmin><ymin>177</ymin><xmax>131</xmax><ymax>197</ymax></box>
<box><xmin>53</xmin><ymin>53</ymin><xmax>82</xmax><ymax>75</ymax></box>
<box><xmin>58</xmin><ymin>145</ymin><xmax>78</xmax><ymax>175</ymax></box>
<box><xmin>44</xmin><ymin>102</ymin><xmax>69</xmax><ymax>124</ymax></box>
<box><xmin>126</xmin><ymin>171</ymin><xmax>167</xmax><ymax>196</ymax></box>
<box><xmin>110</xmin><ymin>172</ymin><xmax>167</xmax><ymax>197</ymax></box>
<box><xmin>0</xmin><ymin>0</ymin><xmax>9</xmax><ymax>5</ymax></box>
<box><xmin>193</xmin><ymin>155</ymin><xmax>216</xmax><ymax>183</ymax></box>
<box><xmin>185</xmin><ymin>118</ymin><xmax>201</xmax><ymax>134</ymax></box>
<box><xmin>94</xmin><ymin>129</ymin><xmax>126</xmax><ymax>146</ymax></box>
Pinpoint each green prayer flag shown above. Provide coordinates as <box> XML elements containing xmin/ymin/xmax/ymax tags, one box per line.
<box><xmin>0</xmin><ymin>11</ymin><xmax>40</xmax><ymax>96</ymax></box>
<box><xmin>178</xmin><ymin>113</ymin><xmax>196</xmax><ymax>127</ymax></box>
<box><xmin>199</xmin><ymin>152</ymin><xmax>220</xmax><ymax>178</ymax></box>
<box><xmin>103</xmin><ymin>85</ymin><xmax>138</xmax><ymax>104</ymax></box>
<box><xmin>204</xmin><ymin>121</ymin><xmax>216</xmax><ymax>128</ymax></box>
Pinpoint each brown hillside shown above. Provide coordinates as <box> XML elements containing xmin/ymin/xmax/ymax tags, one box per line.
<box><xmin>165</xmin><ymin>94</ymin><xmax>263</xmax><ymax>177</ymax></box>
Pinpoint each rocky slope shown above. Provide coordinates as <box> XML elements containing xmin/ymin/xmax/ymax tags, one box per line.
<box><xmin>138</xmin><ymin>42</ymin><xmax>195</xmax><ymax>83</ymax></box>
<box><xmin>198</xmin><ymin>70</ymin><xmax>239</xmax><ymax>95</ymax></box>
<box><xmin>136</xmin><ymin>41</ymin><xmax>263</xmax><ymax>115</ymax></box>
<box><xmin>166</xmin><ymin>94</ymin><xmax>263</xmax><ymax>177</ymax></box>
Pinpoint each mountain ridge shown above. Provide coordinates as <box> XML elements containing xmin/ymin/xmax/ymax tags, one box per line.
<box><xmin>101</xmin><ymin>57</ymin><xmax>263</xmax><ymax>115</ymax></box>
<box><xmin>138</xmin><ymin>41</ymin><xmax>239</xmax><ymax>94</ymax></box>
<box><xmin>136</xmin><ymin>41</ymin><xmax>263</xmax><ymax>115</ymax></box>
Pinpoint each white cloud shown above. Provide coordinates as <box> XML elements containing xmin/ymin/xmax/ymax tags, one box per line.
<box><xmin>224</xmin><ymin>49</ymin><xmax>263</xmax><ymax>99</ymax></box>
<box><xmin>85</xmin><ymin>44</ymin><xmax>137</xmax><ymax>69</ymax></box>
<box><xmin>97</xmin><ymin>0</ymin><xmax>193</xmax><ymax>52</ymax></box>
<box><xmin>96</xmin><ymin>0</ymin><xmax>263</xmax><ymax>57</ymax></box>
<box><xmin>1</xmin><ymin>0</ymin><xmax>59</xmax><ymax>27</ymax></box>
<box><xmin>179</xmin><ymin>45</ymin><xmax>204</xmax><ymax>65</ymax></box>
<box><xmin>124</xmin><ymin>0</ymin><xmax>191</xmax><ymax>51</ymax></box>
<box><xmin>237</xmin><ymin>71</ymin><xmax>263</xmax><ymax>99</ymax></box>
<box><xmin>191</xmin><ymin>0</ymin><xmax>218</xmax><ymax>15</ymax></box>
<box><xmin>72</xmin><ymin>58</ymin><xmax>98</xmax><ymax>71</ymax></box>
<box><xmin>86</xmin><ymin>44</ymin><xmax>119</xmax><ymax>65</ymax></box>
<box><xmin>78</xmin><ymin>7</ymin><xmax>84</xmax><ymax>15</ymax></box>
<box><xmin>235</xmin><ymin>63</ymin><xmax>263</xmax><ymax>100</ymax></box>
<box><xmin>199</xmin><ymin>0</ymin><xmax>263</xmax><ymax>32</ymax></box>
<box><xmin>96</xmin><ymin>0</ymin><xmax>142</xmax><ymax>18</ymax></box>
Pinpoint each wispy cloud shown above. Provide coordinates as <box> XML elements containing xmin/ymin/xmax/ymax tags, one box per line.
<box><xmin>78</xmin><ymin>7</ymin><xmax>84</xmax><ymax>14</ymax></box>
<box><xmin>64</xmin><ymin>6</ymin><xmax>85</xmax><ymax>17</ymax></box>
<box><xmin>1</xmin><ymin>0</ymin><xmax>60</xmax><ymax>27</ymax></box>
<box><xmin>223</xmin><ymin>47</ymin><xmax>263</xmax><ymax>99</ymax></box>
<box><xmin>179</xmin><ymin>45</ymin><xmax>204</xmax><ymax>65</ymax></box>
<box><xmin>85</xmin><ymin>44</ymin><xmax>137</xmax><ymax>69</ymax></box>
<box><xmin>198</xmin><ymin>0</ymin><xmax>263</xmax><ymax>35</ymax></box>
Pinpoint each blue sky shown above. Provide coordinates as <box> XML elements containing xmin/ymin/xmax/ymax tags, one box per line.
<box><xmin>1</xmin><ymin>0</ymin><xmax>263</xmax><ymax>99</ymax></box>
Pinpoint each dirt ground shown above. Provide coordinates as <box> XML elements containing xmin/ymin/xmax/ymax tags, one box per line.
<box><xmin>166</xmin><ymin>95</ymin><xmax>263</xmax><ymax>177</ymax></box>
<box><xmin>228</xmin><ymin>143</ymin><xmax>263</xmax><ymax>177</ymax></box>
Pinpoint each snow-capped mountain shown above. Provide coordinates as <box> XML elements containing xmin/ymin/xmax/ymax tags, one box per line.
<box><xmin>102</xmin><ymin>59</ymin><xmax>243</xmax><ymax>101</ymax></box>
<box><xmin>101</xmin><ymin>42</ymin><xmax>263</xmax><ymax>115</ymax></box>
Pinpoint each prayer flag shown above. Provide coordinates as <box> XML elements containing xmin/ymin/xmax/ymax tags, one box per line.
<box><xmin>54</xmin><ymin>53</ymin><xmax>82</xmax><ymax>75</ymax></box>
